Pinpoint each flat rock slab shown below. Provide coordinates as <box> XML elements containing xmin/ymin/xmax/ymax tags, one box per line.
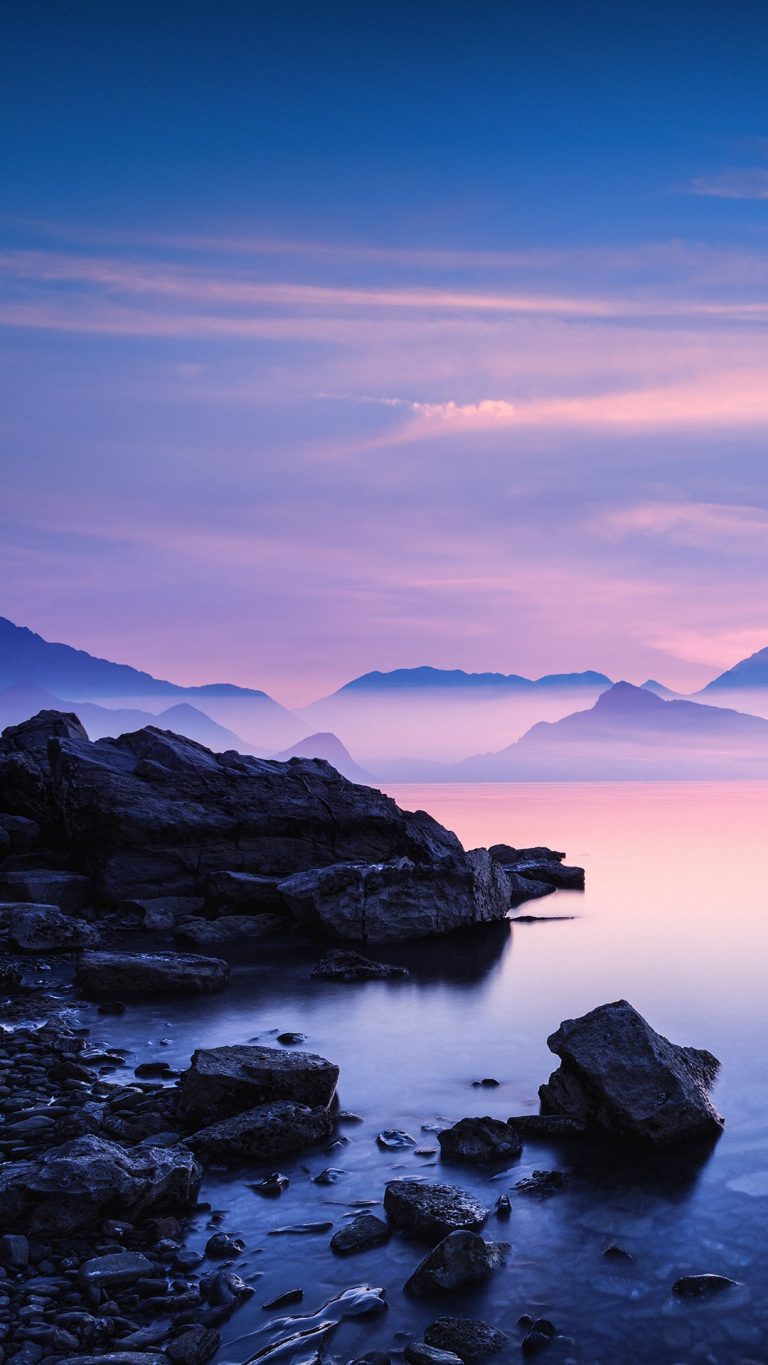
<box><xmin>0</xmin><ymin>869</ymin><xmax>93</xmax><ymax>913</ymax></box>
<box><xmin>0</xmin><ymin>1135</ymin><xmax>201</xmax><ymax>1234</ymax></box>
<box><xmin>178</xmin><ymin>1044</ymin><xmax>339</xmax><ymax>1124</ymax></box>
<box><xmin>174</xmin><ymin>914</ymin><xmax>287</xmax><ymax>945</ymax></box>
<box><xmin>539</xmin><ymin>998</ymin><xmax>724</xmax><ymax>1146</ymax></box>
<box><xmin>75</xmin><ymin>950</ymin><xmax>230</xmax><ymax>997</ymax></box>
<box><xmin>437</xmin><ymin>1117</ymin><xmax>522</xmax><ymax>1163</ymax></box>
<box><xmin>80</xmin><ymin>1251</ymin><xmax>153</xmax><ymax>1289</ymax></box>
<box><xmin>186</xmin><ymin>1101</ymin><xmax>332</xmax><ymax>1161</ymax></box>
<box><xmin>384</xmin><ymin>1180</ymin><xmax>489</xmax><ymax>1238</ymax></box>
<box><xmin>405</xmin><ymin>1230</ymin><xmax>506</xmax><ymax>1296</ymax></box>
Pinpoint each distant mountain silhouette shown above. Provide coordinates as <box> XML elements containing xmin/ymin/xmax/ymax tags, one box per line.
<box><xmin>329</xmin><ymin>665</ymin><xmax>612</xmax><ymax>695</ymax></box>
<box><xmin>641</xmin><ymin>678</ymin><xmax>678</xmax><ymax>698</ymax></box>
<box><xmin>699</xmin><ymin>646</ymin><xmax>768</xmax><ymax>692</ymax></box>
<box><xmin>0</xmin><ymin>617</ymin><xmax>280</xmax><ymax>703</ymax></box>
<box><xmin>454</xmin><ymin>681</ymin><xmax>768</xmax><ymax>779</ymax></box>
<box><xmin>0</xmin><ymin>683</ymin><xmax>255</xmax><ymax>753</ymax></box>
<box><xmin>270</xmin><ymin>732</ymin><xmax>376</xmax><ymax>784</ymax></box>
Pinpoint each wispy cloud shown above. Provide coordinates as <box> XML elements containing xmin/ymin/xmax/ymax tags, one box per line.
<box><xmin>689</xmin><ymin>167</ymin><xmax>768</xmax><ymax>201</ymax></box>
<box><xmin>599</xmin><ymin>501</ymin><xmax>768</xmax><ymax>548</ymax></box>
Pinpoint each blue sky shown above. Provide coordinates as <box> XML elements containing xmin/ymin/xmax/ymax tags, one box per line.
<box><xmin>3</xmin><ymin>1</ymin><xmax>768</xmax><ymax>701</ymax></box>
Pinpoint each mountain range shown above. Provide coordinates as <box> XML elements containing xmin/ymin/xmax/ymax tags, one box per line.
<box><xmin>6</xmin><ymin>614</ymin><xmax>768</xmax><ymax>779</ymax></box>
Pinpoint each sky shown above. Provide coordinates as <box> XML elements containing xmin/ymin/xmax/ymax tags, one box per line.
<box><xmin>4</xmin><ymin>0</ymin><xmax>768</xmax><ymax>705</ymax></box>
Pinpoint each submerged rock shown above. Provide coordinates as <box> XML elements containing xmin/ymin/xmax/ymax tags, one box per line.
<box><xmin>424</xmin><ymin>1317</ymin><xmax>511</xmax><ymax>1363</ymax></box>
<box><xmin>539</xmin><ymin>999</ymin><xmax>724</xmax><ymax>1145</ymax></box>
<box><xmin>384</xmin><ymin>1180</ymin><xmax>489</xmax><ymax>1238</ymax></box>
<box><xmin>177</xmin><ymin>1044</ymin><xmax>339</xmax><ymax>1124</ymax></box>
<box><xmin>311</xmin><ymin>948</ymin><xmax>409</xmax><ymax>981</ymax></box>
<box><xmin>514</xmin><ymin>1169</ymin><xmax>569</xmax><ymax>1196</ymax></box>
<box><xmin>0</xmin><ymin>1135</ymin><xmax>201</xmax><ymax>1233</ymax></box>
<box><xmin>437</xmin><ymin>1117</ymin><xmax>522</xmax><ymax>1163</ymax></box>
<box><xmin>405</xmin><ymin>1230</ymin><xmax>506</xmax><ymax>1295</ymax></box>
<box><xmin>280</xmin><ymin>849</ymin><xmax>511</xmax><ymax>943</ymax></box>
<box><xmin>75</xmin><ymin>950</ymin><xmax>230</xmax><ymax>997</ymax></box>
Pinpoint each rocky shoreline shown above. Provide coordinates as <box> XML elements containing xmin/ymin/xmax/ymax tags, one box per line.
<box><xmin>0</xmin><ymin>712</ymin><xmax>728</xmax><ymax>1365</ymax></box>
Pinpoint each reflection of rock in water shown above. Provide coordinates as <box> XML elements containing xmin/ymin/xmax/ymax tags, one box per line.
<box><xmin>391</xmin><ymin>919</ymin><xmax>511</xmax><ymax>987</ymax></box>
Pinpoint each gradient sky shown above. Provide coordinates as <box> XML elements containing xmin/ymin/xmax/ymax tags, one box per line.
<box><xmin>4</xmin><ymin>0</ymin><xmax>768</xmax><ymax>704</ymax></box>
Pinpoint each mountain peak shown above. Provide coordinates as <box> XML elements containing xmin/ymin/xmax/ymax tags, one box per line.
<box><xmin>592</xmin><ymin>680</ymin><xmax>665</xmax><ymax>712</ymax></box>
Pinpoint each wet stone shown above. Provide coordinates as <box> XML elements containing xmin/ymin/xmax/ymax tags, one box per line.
<box><xmin>405</xmin><ymin>1230</ymin><xmax>506</xmax><ymax>1296</ymax></box>
<box><xmin>384</xmin><ymin>1179</ymin><xmax>489</xmax><ymax>1239</ymax></box>
<box><xmin>672</xmin><ymin>1273</ymin><xmax>741</xmax><ymax>1298</ymax></box>
<box><xmin>425</xmin><ymin>1316</ymin><xmax>511</xmax><ymax>1363</ymax></box>
<box><xmin>438</xmin><ymin>1117</ymin><xmax>522</xmax><ymax>1163</ymax></box>
<box><xmin>330</xmin><ymin>1213</ymin><xmax>390</xmax><ymax>1255</ymax></box>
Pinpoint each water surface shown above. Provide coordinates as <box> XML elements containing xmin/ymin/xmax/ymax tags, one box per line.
<box><xmin>97</xmin><ymin>782</ymin><xmax>768</xmax><ymax>1363</ymax></box>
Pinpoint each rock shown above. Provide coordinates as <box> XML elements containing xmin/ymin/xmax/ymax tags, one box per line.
<box><xmin>521</xmin><ymin>1321</ymin><xmax>557</xmax><ymax>1357</ymax></box>
<box><xmin>174</xmin><ymin>914</ymin><xmax>287</xmax><ymax>945</ymax></box>
<box><xmin>495</xmin><ymin>1195</ymin><xmax>511</xmax><ymax>1219</ymax></box>
<box><xmin>507</xmin><ymin>1115</ymin><xmax>586</xmax><ymax>1136</ymax></box>
<box><xmin>0</xmin><ymin>1233</ymin><xmax>29</xmax><ymax>1267</ymax></box>
<box><xmin>384</xmin><ymin>1180</ymin><xmax>489</xmax><ymax>1238</ymax></box>
<box><xmin>56</xmin><ymin>1356</ymin><xmax>168</xmax><ymax>1365</ymax></box>
<box><xmin>177</xmin><ymin>1044</ymin><xmax>338</xmax><ymax>1123</ymax></box>
<box><xmin>0</xmin><ymin>956</ymin><xmax>23</xmax><ymax>991</ymax></box>
<box><xmin>0</xmin><ymin>869</ymin><xmax>93</xmax><ymax>913</ymax></box>
<box><xmin>0</xmin><ymin>813</ymin><xmax>40</xmax><ymax>852</ymax></box>
<box><xmin>5</xmin><ymin>903</ymin><xmax>100</xmax><ymax>951</ymax></box>
<box><xmin>262</xmin><ymin>1288</ymin><xmax>303</xmax><ymax>1309</ymax></box>
<box><xmin>277</xmin><ymin>1031</ymin><xmax>305</xmax><ymax>1044</ymax></box>
<box><xmin>4</xmin><ymin>714</ymin><xmax>459</xmax><ymax>901</ymax></box>
<box><xmin>0</xmin><ymin>1135</ymin><xmax>201</xmax><ymax>1233</ymax></box>
<box><xmin>80</xmin><ymin>1251</ymin><xmax>152</xmax><ymax>1290</ymax></box>
<box><xmin>603</xmin><ymin>1244</ymin><xmax>634</xmax><ymax>1261</ymax></box>
<box><xmin>489</xmin><ymin>844</ymin><xmax>565</xmax><ymax>865</ymax></box>
<box><xmin>539</xmin><ymin>999</ymin><xmax>724</xmax><ymax>1145</ymax></box>
<box><xmin>206</xmin><ymin>870</ymin><xmax>286</xmax><ymax>912</ymax></box>
<box><xmin>514</xmin><ymin>1169</ymin><xmax>569</xmax><ymax>1195</ymax></box>
<box><xmin>166</xmin><ymin>1327</ymin><xmax>220</xmax><ymax>1365</ymax></box>
<box><xmin>405</xmin><ymin>1230</ymin><xmax>506</xmax><ymax>1295</ymax></box>
<box><xmin>425</xmin><ymin>1318</ymin><xmax>511</xmax><ymax>1363</ymax></box>
<box><xmin>377</xmin><ymin>1129</ymin><xmax>416</xmax><ymax>1150</ymax></box>
<box><xmin>405</xmin><ymin>1347</ymin><xmax>463</xmax><ymax>1365</ymax></box>
<box><xmin>125</xmin><ymin>896</ymin><xmax>205</xmax><ymax>929</ymax></box>
<box><xmin>514</xmin><ymin>861</ymin><xmax>584</xmax><ymax>889</ymax></box>
<box><xmin>268</xmin><ymin>1221</ymin><xmax>334</xmax><ymax>1235</ymax></box>
<box><xmin>311</xmin><ymin>949</ymin><xmax>409</xmax><ymax>981</ymax></box>
<box><xmin>330</xmin><ymin>1213</ymin><xmax>390</xmax><ymax>1255</ymax></box>
<box><xmin>672</xmin><ymin>1273</ymin><xmax>741</xmax><ymax>1298</ymax></box>
<box><xmin>437</xmin><ymin>1117</ymin><xmax>522</xmax><ymax>1162</ymax></box>
<box><xmin>204</xmin><ymin>1232</ymin><xmax>244</xmax><ymax>1258</ymax></box>
<box><xmin>280</xmin><ymin>849</ymin><xmax>511</xmax><ymax>942</ymax></box>
<box><xmin>187</xmin><ymin>1101</ymin><xmax>332</xmax><ymax>1160</ymax></box>
<box><xmin>249</xmin><ymin>1171</ymin><xmax>289</xmax><ymax>1196</ymax></box>
<box><xmin>75</xmin><ymin>950</ymin><xmax>230</xmax><ymax>997</ymax></box>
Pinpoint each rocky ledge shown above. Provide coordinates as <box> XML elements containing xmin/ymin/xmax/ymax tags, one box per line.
<box><xmin>0</xmin><ymin>709</ymin><xmax>583</xmax><ymax>945</ymax></box>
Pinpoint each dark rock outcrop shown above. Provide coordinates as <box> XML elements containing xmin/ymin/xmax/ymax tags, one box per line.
<box><xmin>539</xmin><ymin>999</ymin><xmax>724</xmax><ymax>1145</ymax></box>
<box><xmin>0</xmin><ymin>869</ymin><xmax>93</xmax><ymax>913</ymax></box>
<box><xmin>405</xmin><ymin>1230</ymin><xmax>505</xmax><ymax>1295</ymax></box>
<box><xmin>0</xmin><ymin>1135</ymin><xmax>201</xmax><ymax>1233</ymax></box>
<box><xmin>4</xmin><ymin>903</ymin><xmax>100</xmax><ymax>951</ymax></box>
<box><xmin>280</xmin><ymin>849</ymin><xmax>511</xmax><ymax>942</ymax></box>
<box><xmin>177</xmin><ymin>1044</ymin><xmax>339</xmax><ymax>1124</ymax></box>
<box><xmin>75</xmin><ymin>950</ymin><xmax>230</xmax><ymax>997</ymax></box>
<box><xmin>384</xmin><ymin>1180</ymin><xmax>489</xmax><ymax>1238</ymax></box>
<box><xmin>0</xmin><ymin>715</ymin><xmax>460</xmax><ymax>901</ymax></box>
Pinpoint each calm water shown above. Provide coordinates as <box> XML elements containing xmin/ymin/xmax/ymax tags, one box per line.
<box><xmin>90</xmin><ymin>783</ymin><xmax>768</xmax><ymax>1364</ymax></box>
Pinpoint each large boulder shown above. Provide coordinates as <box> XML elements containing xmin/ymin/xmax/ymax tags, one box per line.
<box><xmin>279</xmin><ymin>849</ymin><xmax>511</xmax><ymax>943</ymax></box>
<box><xmin>0</xmin><ymin>1135</ymin><xmax>201</xmax><ymax>1234</ymax></box>
<box><xmin>2</xmin><ymin>715</ymin><xmax>460</xmax><ymax>901</ymax></box>
<box><xmin>75</xmin><ymin>950</ymin><xmax>230</xmax><ymax>997</ymax></box>
<box><xmin>384</xmin><ymin>1180</ymin><xmax>489</xmax><ymax>1238</ymax></box>
<box><xmin>405</xmin><ymin>1231</ymin><xmax>506</xmax><ymax>1296</ymax></box>
<box><xmin>539</xmin><ymin>1000</ymin><xmax>724</xmax><ymax>1145</ymax></box>
<box><xmin>177</xmin><ymin>1044</ymin><xmax>339</xmax><ymax>1124</ymax></box>
<box><xmin>186</xmin><ymin>1101</ymin><xmax>331</xmax><ymax>1161</ymax></box>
